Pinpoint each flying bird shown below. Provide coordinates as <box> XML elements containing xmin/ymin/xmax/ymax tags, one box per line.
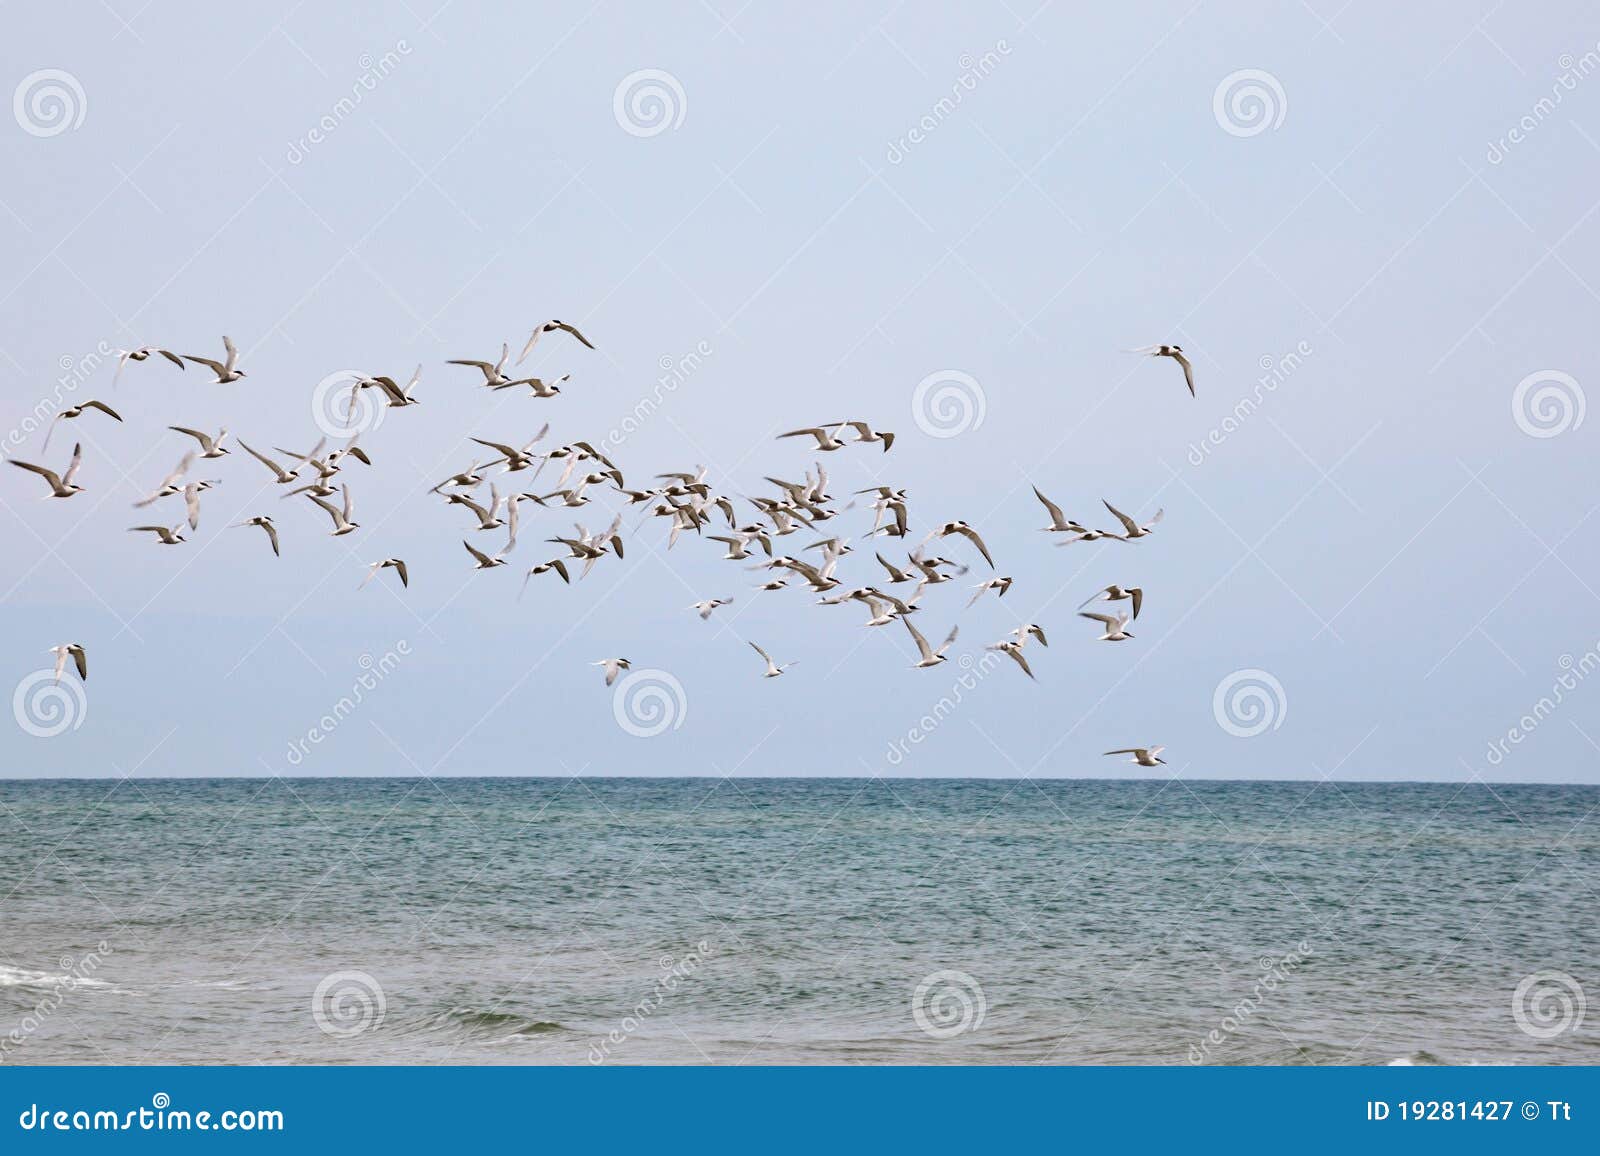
<box><xmin>230</xmin><ymin>515</ymin><xmax>280</xmax><ymax>557</ymax></box>
<box><xmin>778</xmin><ymin>424</ymin><xmax>849</xmax><ymax>451</ymax></box>
<box><xmin>749</xmin><ymin>641</ymin><xmax>796</xmax><ymax>678</ymax></box>
<box><xmin>1032</xmin><ymin>485</ymin><xmax>1087</xmax><ymax>535</ymax></box>
<box><xmin>307</xmin><ymin>485</ymin><xmax>359</xmax><ymax>536</ymax></box>
<box><xmin>360</xmin><ymin>558</ymin><xmax>409</xmax><ymax>589</ymax></box>
<box><xmin>168</xmin><ymin>426</ymin><xmax>230</xmax><ymax>459</ymax></box>
<box><xmin>128</xmin><ymin>524</ymin><xmax>186</xmax><ymax>545</ymax></box>
<box><xmin>133</xmin><ymin>451</ymin><xmax>194</xmax><ymax>507</ymax></box>
<box><xmin>519</xmin><ymin>558</ymin><xmax>571</xmax><ymax>596</ymax></box>
<box><xmin>43</xmin><ymin>400</ymin><xmax>121</xmax><ymax>451</ymax></box>
<box><xmin>924</xmin><ymin>521</ymin><xmax>994</xmax><ymax>569</ymax></box>
<box><xmin>1104</xmin><ymin>746</ymin><xmax>1166</xmax><ymax>766</ymax></box>
<box><xmin>49</xmin><ymin>643</ymin><xmax>87</xmax><ymax>683</ymax></box>
<box><xmin>518</xmin><ymin>319</ymin><xmax>595</xmax><ymax>363</ymax></box>
<box><xmin>1103</xmin><ymin>500</ymin><xmax>1163</xmax><ymax>540</ymax></box>
<box><xmin>10</xmin><ymin>443</ymin><xmax>85</xmax><ymax>498</ymax></box>
<box><xmin>1080</xmin><ymin>611</ymin><xmax>1134</xmax><ymax>641</ymax></box>
<box><xmin>966</xmin><ymin>576</ymin><xmax>1012</xmax><ymax>607</ymax></box>
<box><xmin>1080</xmin><ymin>584</ymin><xmax>1143</xmax><ymax>619</ymax></box>
<box><xmin>113</xmin><ymin>346</ymin><xmax>184</xmax><ymax>384</ymax></box>
<box><xmin>903</xmin><ymin>616</ymin><xmax>958</xmax><ymax>668</ymax></box>
<box><xmin>448</xmin><ymin>343</ymin><xmax>515</xmax><ymax>388</ymax></box>
<box><xmin>835</xmin><ymin>421</ymin><xmax>895</xmax><ymax>451</ymax></box>
<box><xmin>236</xmin><ymin>440</ymin><xmax>301</xmax><ymax>485</ymax></box>
<box><xmin>182</xmin><ymin>335</ymin><xmax>247</xmax><ymax>383</ymax></box>
<box><xmin>987</xmin><ymin>639</ymin><xmax>1035</xmax><ymax>680</ymax></box>
<box><xmin>593</xmin><ymin>657</ymin><xmax>631</xmax><ymax>686</ymax></box>
<box><xmin>1131</xmin><ymin>344</ymin><xmax>1195</xmax><ymax>396</ymax></box>
<box><xmin>691</xmin><ymin>598</ymin><xmax>733</xmax><ymax>620</ymax></box>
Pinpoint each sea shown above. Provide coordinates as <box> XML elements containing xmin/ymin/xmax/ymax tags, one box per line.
<box><xmin>0</xmin><ymin>778</ymin><xmax>1595</xmax><ymax>1065</ymax></box>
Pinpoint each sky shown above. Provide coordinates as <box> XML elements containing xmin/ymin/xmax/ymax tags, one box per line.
<box><xmin>1</xmin><ymin>1</ymin><xmax>1597</xmax><ymax>782</ymax></box>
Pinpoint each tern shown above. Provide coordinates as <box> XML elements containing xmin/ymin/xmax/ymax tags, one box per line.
<box><xmin>430</xmin><ymin>462</ymin><xmax>485</xmax><ymax>494</ymax></box>
<box><xmin>43</xmin><ymin>400</ymin><xmax>121</xmax><ymax>451</ymax></box>
<box><xmin>449</xmin><ymin>343</ymin><xmax>515</xmax><ymax>388</ymax></box>
<box><xmin>182</xmin><ymin>335</ymin><xmax>247</xmax><ymax>383</ymax></box>
<box><xmin>924</xmin><ymin>520</ymin><xmax>995</xmax><ymax>568</ymax></box>
<box><xmin>129</xmin><ymin>524</ymin><xmax>186</xmax><ymax>545</ymax></box>
<box><xmin>357</xmin><ymin>366</ymin><xmax>422</xmax><ymax>407</ymax></box>
<box><xmin>1104</xmin><ymin>746</ymin><xmax>1166</xmax><ymax>767</ymax></box>
<box><xmin>1009</xmin><ymin>623</ymin><xmax>1048</xmax><ymax>648</ymax></box>
<box><xmin>966</xmin><ymin>576</ymin><xmax>1013</xmax><ymax>607</ymax></box>
<box><xmin>592</xmin><ymin>657</ymin><xmax>631</xmax><ymax>686</ymax></box>
<box><xmin>494</xmin><ymin>374</ymin><xmax>568</xmax><ymax>398</ymax></box>
<box><xmin>48</xmin><ymin>643</ymin><xmax>87</xmax><ymax>683</ymax></box>
<box><xmin>1080</xmin><ymin>611</ymin><xmax>1134</xmax><ymax>641</ymax></box>
<box><xmin>519</xmin><ymin>558</ymin><xmax>571</xmax><ymax>596</ymax></box>
<box><xmin>308</xmin><ymin>485</ymin><xmax>359</xmax><ymax>536</ymax></box>
<box><xmin>691</xmin><ymin>598</ymin><xmax>734</xmax><ymax>620</ymax></box>
<box><xmin>237</xmin><ymin>440</ymin><xmax>302</xmax><ymax>485</ymax></box>
<box><xmin>132</xmin><ymin>451</ymin><xmax>194</xmax><ymax>507</ymax></box>
<box><xmin>709</xmin><ymin>531</ymin><xmax>771</xmax><ymax>560</ymax></box>
<box><xmin>230</xmin><ymin>515</ymin><xmax>280</xmax><ymax>556</ymax></box>
<box><xmin>778</xmin><ymin>424</ymin><xmax>849</xmax><ymax>451</ymax></box>
<box><xmin>9</xmin><ymin>443</ymin><xmax>85</xmax><ymax>498</ymax></box>
<box><xmin>113</xmin><ymin>346</ymin><xmax>184</xmax><ymax>384</ymax></box>
<box><xmin>182</xmin><ymin>480</ymin><xmax>218</xmax><ymax>531</ymax></box>
<box><xmin>874</xmin><ymin>552</ymin><xmax>919</xmax><ymax>585</ymax></box>
<box><xmin>517</xmin><ymin>319</ymin><xmax>595</xmax><ymax>363</ymax></box>
<box><xmin>749</xmin><ymin>641</ymin><xmax>796</xmax><ymax>678</ymax></box>
<box><xmin>987</xmin><ymin>639</ymin><xmax>1035</xmax><ymax>680</ymax></box>
<box><xmin>168</xmin><ymin>425</ymin><xmax>230</xmax><ymax>459</ymax></box>
<box><xmin>903</xmin><ymin>616</ymin><xmax>958</xmax><ymax>668</ymax></box>
<box><xmin>360</xmin><ymin>558</ymin><xmax>408</xmax><ymax>589</ymax></box>
<box><xmin>833</xmin><ymin>421</ymin><xmax>895</xmax><ymax>452</ymax></box>
<box><xmin>1132</xmin><ymin>344</ymin><xmax>1194</xmax><ymax>397</ymax></box>
<box><xmin>1032</xmin><ymin>485</ymin><xmax>1087</xmax><ymax>535</ymax></box>
<box><xmin>1103</xmin><ymin>500</ymin><xmax>1163</xmax><ymax>540</ymax></box>
<box><xmin>1080</xmin><ymin>584</ymin><xmax>1143</xmax><ymax>619</ymax></box>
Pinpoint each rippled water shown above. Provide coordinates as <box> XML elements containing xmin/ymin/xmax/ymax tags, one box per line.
<box><xmin>0</xmin><ymin>778</ymin><xmax>1595</xmax><ymax>1065</ymax></box>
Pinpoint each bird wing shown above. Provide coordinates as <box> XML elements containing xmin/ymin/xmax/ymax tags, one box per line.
<box><xmin>10</xmin><ymin>459</ymin><xmax>63</xmax><ymax>489</ymax></box>
<box><xmin>1103</xmin><ymin>749</ymin><xmax>1138</xmax><ymax>756</ymax></box>
<box><xmin>902</xmin><ymin>615</ymin><xmax>934</xmax><ymax>661</ymax></box>
<box><xmin>938</xmin><ymin>625</ymin><xmax>959</xmax><ymax>655</ymax></box>
<box><xmin>52</xmin><ymin>648</ymin><xmax>67</xmax><ymax>682</ymax></box>
<box><xmin>1032</xmin><ymin>485</ymin><xmax>1069</xmax><ymax>530</ymax></box>
<box><xmin>462</xmin><ymin>539</ymin><xmax>493</xmax><ymax>566</ymax></box>
<box><xmin>1005</xmin><ymin>647</ymin><xmax>1034</xmax><ymax>679</ymax></box>
<box><xmin>263</xmin><ymin>521</ymin><xmax>280</xmax><ymax>556</ymax></box>
<box><xmin>1102</xmin><ymin>500</ymin><xmax>1139</xmax><ymax>536</ymax></box>
<box><xmin>158</xmin><ymin>349</ymin><xmax>186</xmax><ymax>369</ymax></box>
<box><xmin>307</xmin><ymin>495</ymin><xmax>343</xmax><ymax>527</ymax></box>
<box><xmin>749</xmin><ymin>641</ymin><xmax>773</xmax><ymax>664</ymax></box>
<box><xmin>1080</xmin><ymin>612</ymin><xmax>1116</xmax><ymax>626</ymax></box>
<box><xmin>70</xmin><ymin>644</ymin><xmax>87</xmax><ymax>681</ymax></box>
<box><xmin>222</xmin><ymin>335</ymin><xmax>238</xmax><ymax>371</ymax></box>
<box><xmin>955</xmin><ymin>525</ymin><xmax>995</xmax><ymax>568</ymax></box>
<box><xmin>1130</xmin><ymin>588</ymin><xmax>1142</xmax><ymax>619</ymax></box>
<box><xmin>83</xmin><ymin>400</ymin><xmax>123</xmax><ymax>421</ymax></box>
<box><xmin>237</xmin><ymin>440</ymin><xmax>287</xmax><ymax>479</ymax></box>
<box><xmin>183</xmin><ymin>355</ymin><xmax>225</xmax><ymax>375</ymax></box>
<box><xmin>555</xmin><ymin>321</ymin><xmax>595</xmax><ymax>348</ymax></box>
<box><xmin>1172</xmin><ymin>350</ymin><xmax>1195</xmax><ymax>396</ymax></box>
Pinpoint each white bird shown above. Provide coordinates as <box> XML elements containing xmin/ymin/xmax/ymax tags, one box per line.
<box><xmin>430</xmin><ymin>462</ymin><xmax>485</xmax><ymax>494</ymax></box>
<box><xmin>519</xmin><ymin>558</ymin><xmax>571</xmax><ymax>596</ymax></box>
<box><xmin>749</xmin><ymin>641</ymin><xmax>796</xmax><ymax>678</ymax></box>
<box><xmin>182</xmin><ymin>479</ymin><xmax>218</xmax><ymax>531</ymax></box>
<box><xmin>308</xmin><ymin>485</ymin><xmax>359</xmax><ymax>536</ymax></box>
<box><xmin>129</xmin><ymin>523</ymin><xmax>186</xmax><ymax>545</ymax></box>
<box><xmin>1032</xmin><ymin>485</ymin><xmax>1087</xmax><ymax>535</ymax></box>
<box><xmin>1009</xmin><ymin>623</ymin><xmax>1048</xmax><ymax>648</ymax></box>
<box><xmin>592</xmin><ymin>657</ymin><xmax>631</xmax><ymax>686</ymax></box>
<box><xmin>182</xmin><ymin>335</ymin><xmax>247</xmax><ymax>383</ymax></box>
<box><xmin>358</xmin><ymin>366</ymin><xmax>422</xmax><ymax>407</ymax></box>
<box><xmin>1131</xmin><ymin>344</ymin><xmax>1195</xmax><ymax>397</ymax></box>
<box><xmin>494</xmin><ymin>373</ymin><xmax>568</xmax><ymax>398</ymax></box>
<box><xmin>874</xmin><ymin>552</ymin><xmax>919</xmax><ymax>585</ymax></box>
<box><xmin>168</xmin><ymin>425</ymin><xmax>230</xmax><ymax>459</ymax></box>
<box><xmin>518</xmin><ymin>319</ymin><xmax>595</xmax><ymax>363</ymax></box>
<box><xmin>1104</xmin><ymin>746</ymin><xmax>1166</xmax><ymax>767</ymax></box>
<box><xmin>9</xmin><ymin>442</ymin><xmax>85</xmax><ymax>498</ymax></box>
<box><xmin>48</xmin><ymin>643</ymin><xmax>87</xmax><ymax>683</ymax></box>
<box><xmin>691</xmin><ymin>598</ymin><xmax>733</xmax><ymax>620</ymax></box>
<box><xmin>230</xmin><ymin>515</ymin><xmax>280</xmax><ymax>557</ymax></box>
<box><xmin>132</xmin><ymin>451</ymin><xmax>195</xmax><ymax>507</ymax></box>
<box><xmin>236</xmin><ymin>440</ymin><xmax>301</xmax><ymax>485</ymax></box>
<box><xmin>446</xmin><ymin>484</ymin><xmax>506</xmax><ymax>530</ymax></box>
<box><xmin>1080</xmin><ymin>611</ymin><xmax>1134</xmax><ymax>641</ymax></box>
<box><xmin>448</xmin><ymin>343</ymin><xmax>514</xmax><ymax>388</ymax></box>
<box><xmin>709</xmin><ymin>531</ymin><xmax>771</xmax><ymax>560</ymax></box>
<box><xmin>987</xmin><ymin>640</ymin><xmax>1035</xmax><ymax>680</ymax></box>
<box><xmin>43</xmin><ymin>400</ymin><xmax>121</xmax><ymax>451</ymax></box>
<box><xmin>360</xmin><ymin>558</ymin><xmax>408</xmax><ymax>589</ymax></box>
<box><xmin>860</xmin><ymin>593</ymin><xmax>899</xmax><ymax>627</ymax></box>
<box><xmin>903</xmin><ymin>616</ymin><xmax>958</xmax><ymax>668</ymax></box>
<box><xmin>1103</xmin><ymin>500</ymin><xmax>1163</xmax><ymax>540</ymax></box>
<box><xmin>966</xmin><ymin>576</ymin><xmax>1013</xmax><ymax>607</ymax></box>
<box><xmin>1080</xmin><ymin>584</ymin><xmax>1143</xmax><ymax>619</ymax></box>
<box><xmin>833</xmin><ymin>420</ymin><xmax>895</xmax><ymax>452</ymax></box>
<box><xmin>113</xmin><ymin>346</ymin><xmax>184</xmax><ymax>384</ymax></box>
<box><xmin>924</xmin><ymin>520</ymin><xmax>995</xmax><ymax>568</ymax></box>
<box><xmin>777</xmin><ymin>423</ymin><xmax>849</xmax><ymax>451</ymax></box>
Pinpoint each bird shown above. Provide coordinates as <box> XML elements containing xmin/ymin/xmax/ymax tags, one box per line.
<box><xmin>1104</xmin><ymin>746</ymin><xmax>1166</xmax><ymax>766</ymax></box>
<box><xmin>129</xmin><ymin>524</ymin><xmax>186</xmax><ymax>545</ymax></box>
<box><xmin>9</xmin><ymin>443</ymin><xmax>85</xmax><ymax>498</ymax></box>
<box><xmin>1080</xmin><ymin>584</ymin><xmax>1143</xmax><ymax>619</ymax></box>
<box><xmin>448</xmin><ymin>343</ymin><xmax>515</xmax><ymax>388</ymax></box>
<box><xmin>430</xmin><ymin>462</ymin><xmax>485</xmax><ymax>494</ymax></box>
<box><xmin>1032</xmin><ymin>485</ymin><xmax>1087</xmax><ymax>535</ymax></box>
<box><xmin>43</xmin><ymin>400</ymin><xmax>121</xmax><ymax>451</ymax></box>
<box><xmin>778</xmin><ymin>424</ymin><xmax>849</xmax><ymax>451</ymax></box>
<box><xmin>966</xmin><ymin>576</ymin><xmax>1013</xmax><ymax>607</ymax></box>
<box><xmin>874</xmin><ymin>552</ymin><xmax>919</xmax><ymax>585</ymax></box>
<box><xmin>182</xmin><ymin>480</ymin><xmax>218</xmax><ymax>531</ymax></box>
<box><xmin>237</xmin><ymin>440</ymin><xmax>302</xmax><ymax>485</ymax></box>
<box><xmin>494</xmin><ymin>374</ymin><xmax>568</xmax><ymax>398</ymax></box>
<box><xmin>592</xmin><ymin>657</ymin><xmax>631</xmax><ymax>686</ymax></box>
<box><xmin>113</xmin><ymin>346</ymin><xmax>184</xmax><ymax>384</ymax></box>
<box><xmin>987</xmin><ymin>639</ymin><xmax>1035</xmax><ymax>680</ymax></box>
<box><xmin>230</xmin><ymin>515</ymin><xmax>280</xmax><ymax>557</ymax></box>
<box><xmin>1080</xmin><ymin>611</ymin><xmax>1134</xmax><ymax>641</ymax></box>
<box><xmin>691</xmin><ymin>598</ymin><xmax>733</xmax><ymax>620</ymax></box>
<box><xmin>168</xmin><ymin>426</ymin><xmax>230</xmax><ymax>459</ymax></box>
<box><xmin>709</xmin><ymin>531</ymin><xmax>771</xmax><ymax>560</ymax></box>
<box><xmin>48</xmin><ymin>643</ymin><xmax>87</xmax><ymax>683</ymax></box>
<box><xmin>182</xmin><ymin>335</ymin><xmax>247</xmax><ymax>383</ymax></box>
<box><xmin>518</xmin><ymin>319</ymin><xmax>595</xmax><ymax>363</ymax></box>
<box><xmin>749</xmin><ymin>641</ymin><xmax>796</xmax><ymax>678</ymax></box>
<box><xmin>519</xmin><ymin>558</ymin><xmax>571</xmax><ymax>596</ymax></box>
<box><xmin>1009</xmin><ymin>623</ymin><xmax>1048</xmax><ymax>648</ymax></box>
<box><xmin>1131</xmin><ymin>344</ymin><xmax>1195</xmax><ymax>396</ymax></box>
<box><xmin>132</xmin><ymin>451</ymin><xmax>194</xmax><ymax>507</ymax></box>
<box><xmin>835</xmin><ymin>421</ymin><xmax>895</xmax><ymax>452</ymax></box>
<box><xmin>358</xmin><ymin>366</ymin><xmax>422</xmax><ymax>407</ymax></box>
<box><xmin>307</xmin><ymin>485</ymin><xmax>359</xmax><ymax>536</ymax></box>
<box><xmin>470</xmin><ymin>433</ymin><xmax>544</xmax><ymax>472</ymax></box>
<box><xmin>903</xmin><ymin>616</ymin><xmax>958</xmax><ymax>668</ymax></box>
<box><xmin>924</xmin><ymin>520</ymin><xmax>995</xmax><ymax>568</ymax></box>
<box><xmin>1103</xmin><ymin>500</ymin><xmax>1163</xmax><ymax>540</ymax></box>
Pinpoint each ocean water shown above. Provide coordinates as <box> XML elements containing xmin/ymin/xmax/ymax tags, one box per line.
<box><xmin>0</xmin><ymin>778</ymin><xmax>1595</xmax><ymax>1066</ymax></box>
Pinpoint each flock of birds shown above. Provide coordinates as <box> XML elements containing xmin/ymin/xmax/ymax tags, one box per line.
<box><xmin>7</xmin><ymin>329</ymin><xmax>1200</xmax><ymax>770</ymax></box>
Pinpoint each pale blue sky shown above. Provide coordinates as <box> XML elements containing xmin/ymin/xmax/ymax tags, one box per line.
<box><xmin>1</xmin><ymin>2</ymin><xmax>1597</xmax><ymax>781</ymax></box>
